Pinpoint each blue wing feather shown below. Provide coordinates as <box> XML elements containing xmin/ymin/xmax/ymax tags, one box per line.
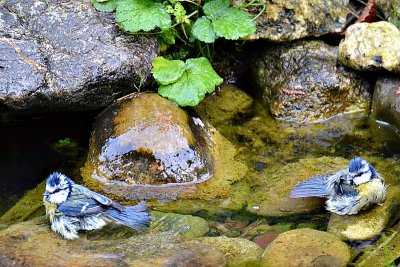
<box><xmin>58</xmin><ymin>197</ymin><xmax>106</xmax><ymax>217</ymax></box>
<box><xmin>290</xmin><ymin>174</ymin><xmax>331</xmax><ymax>198</ymax></box>
<box><xmin>58</xmin><ymin>185</ymin><xmax>124</xmax><ymax>217</ymax></box>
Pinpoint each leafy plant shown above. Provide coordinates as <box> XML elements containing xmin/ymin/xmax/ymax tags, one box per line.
<box><xmin>116</xmin><ymin>0</ymin><xmax>171</xmax><ymax>32</ymax></box>
<box><xmin>152</xmin><ymin>57</ymin><xmax>223</xmax><ymax>106</ymax></box>
<box><xmin>192</xmin><ymin>0</ymin><xmax>256</xmax><ymax>43</ymax></box>
<box><xmin>92</xmin><ymin>0</ymin><xmax>263</xmax><ymax>106</ymax></box>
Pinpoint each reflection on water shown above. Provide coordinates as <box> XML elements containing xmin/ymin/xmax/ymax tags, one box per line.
<box><xmin>0</xmin><ymin>111</ymin><xmax>97</xmax><ymax>216</ymax></box>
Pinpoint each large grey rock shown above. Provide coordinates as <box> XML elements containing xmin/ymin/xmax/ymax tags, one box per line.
<box><xmin>371</xmin><ymin>75</ymin><xmax>400</xmax><ymax>127</ymax></box>
<box><xmin>0</xmin><ymin>0</ymin><xmax>158</xmax><ymax>113</ymax></box>
<box><xmin>253</xmin><ymin>40</ymin><xmax>371</xmax><ymax>122</ymax></box>
<box><xmin>250</xmin><ymin>0</ymin><xmax>348</xmax><ymax>42</ymax></box>
<box><xmin>339</xmin><ymin>22</ymin><xmax>400</xmax><ymax>73</ymax></box>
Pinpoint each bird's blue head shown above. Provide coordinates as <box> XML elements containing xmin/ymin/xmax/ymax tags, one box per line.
<box><xmin>347</xmin><ymin>157</ymin><xmax>378</xmax><ymax>186</ymax></box>
<box><xmin>43</xmin><ymin>172</ymin><xmax>74</xmax><ymax>204</ymax></box>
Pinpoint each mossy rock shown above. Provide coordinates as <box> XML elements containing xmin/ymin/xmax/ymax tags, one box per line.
<box><xmin>0</xmin><ymin>216</ymin><xmax>225</xmax><ymax>266</ymax></box>
<box><xmin>253</xmin><ymin>40</ymin><xmax>371</xmax><ymax>122</ymax></box>
<box><xmin>81</xmin><ymin>93</ymin><xmax>249</xmax><ymax>214</ymax></box>
<box><xmin>194</xmin><ymin>236</ymin><xmax>263</xmax><ymax>267</ymax></box>
<box><xmin>148</xmin><ymin>211</ymin><xmax>209</xmax><ymax>241</ymax></box>
<box><xmin>261</xmin><ymin>228</ymin><xmax>351</xmax><ymax>267</ymax></box>
<box><xmin>194</xmin><ymin>84</ymin><xmax>253</xmax><ymax>126</ymax></box>
<box><xmin>339</xmin><ymin>21</ymin><xmax>400</xmax><ymax>73</ymax></box>
<box><xmin>0</xmin><ymin>180</ymin><xmax>46</xmax><ymax>225</ymax></box>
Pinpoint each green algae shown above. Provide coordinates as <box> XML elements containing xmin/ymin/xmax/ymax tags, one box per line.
<box><xmin>194</xmin><ymin>236</ymin><xmax>263</xmax><ymax>267</ymax></box>
<box><xmin>261</xmin><ymin>228</ymin><xmax>351</xmax><ymax>267</ymax></box>
<box><xmin>0</xmin><ymin>180</ymin><xmax>46</xmax><ymax>225</ymax></box>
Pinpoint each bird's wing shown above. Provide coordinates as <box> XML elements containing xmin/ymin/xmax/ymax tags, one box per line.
<box><xmin>290</xmin><ymin>169</ymin><xmax>348</xmax><ymax>198</ymax></box>
<box><xmin>57</xmin><ymin>185</ymin><xmax>124</xmax><ymax>217</ymax></box>
<box><xmin>57</xmin><ymin>197</ymin><xmax>106</xmax><ymax>217</ymax></box>
<box><xmin>84</xmin><ymin>187</ymin><xmax>125</xmax><ymax>211</ymax></box>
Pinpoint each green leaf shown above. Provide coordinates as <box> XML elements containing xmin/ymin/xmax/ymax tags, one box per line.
<box><xmin>152</xmin><ymin>57</ymin><xmax>185</xmax><ymax>85</ymax></box>
<box><xmin>116</xmin><ymin>0</ymin><xmax>171</xmax><ymax>32</ymax></box>
<box><xmin>192</xmin><ymin>17</ymin><xmax>216</xmax><ymax>43</ymax></box>
<box><xmin>157</xmin><ymin>57</ymin><xmax>223</xmax><ymax>106</ymax></box>
<box><xmin>203</xmin><ymin>0</ymin><xmax>229</xmax><ymax>18</ymax></box>
<box><xmin>212</xmin><ymin>8</ymin><xmax>256</xmax><ymax>39</ymax></box>
<box><xmin>157</xmin><ymin>28</ymin><xmax>176</xmax><ymax>46</ymax></box>
<box><xmin>91</xmin><ymin>0</ymin><xmax>116</xmax><ymax>12</ymax></box>
<box><xmin>194</xmin><ymin>0</ymin><xmax>256</xmax><ymax>42</ymax></box>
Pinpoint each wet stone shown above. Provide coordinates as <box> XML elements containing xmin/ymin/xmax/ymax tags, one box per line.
<box><xmin>194</xmin><ymin>236</ymin><xmax>263</xmax><ymax>267</ymax></box>
<box><xmin>261</xmin><ymin>228</ymin><xmax>351</xmax><ymax>267</ymax></box>
<box><xmin>0</xmin><ymin>214</ymin><xmax>224</xmax><ymax>267</ymax></box>
<box><xmin>82</xmin><ymin>92</ymin><xmax>248</xmax><ymax>208</ymax></box>
<box><xmin>82</xmin><ymin>93</ymin><xmax>212</xmax><ymax>186</ymax></box>
<box><xmin>339</xmin><ymin>21</ymin><xmax>400</xmax><ymax>73</ymax></box>
<box><xmin>371</xmin><ymin>75</ymin><xmax>400</xmax><ymax>128</ymax></box>
<box><xmin>0</xmin><ymin>0</ymin><xmax>158</xmax><ymax>113</ymax></box>
<box><xmin>250</xmin><ymin>0</ymin><xmax>348</xmax><ymax>42</ymax></box>
<box><xmin>253</xmin><ymin>40</ymin><xmax>371</xmax><ymax>122</ymax></box>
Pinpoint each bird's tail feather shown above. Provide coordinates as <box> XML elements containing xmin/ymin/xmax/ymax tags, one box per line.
<box><xmin>290</xmin><ymin>174</ymin><xmax>330</xmax><ymax>198</ymax></box>
<box><xmin>105</xmin><ymin>201</ymin><xmax>151</xmax><ymax>231</ymax></box>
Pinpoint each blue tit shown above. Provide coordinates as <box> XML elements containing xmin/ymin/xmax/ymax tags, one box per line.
<box><xmin>290</xmin><ymin>157</ymin><xmax>386</xmax><ymax>215</ymax></box>
<box><xmin>43</xmin><ymin>172</ymin><xmax>151</xmax><ymax>240</ymax></box>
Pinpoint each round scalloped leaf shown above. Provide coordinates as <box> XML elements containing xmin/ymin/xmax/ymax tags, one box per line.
<box><xmin>91</xmin><ymin>0</ymin><xmax>116</xmax><ymax>12</ymax></box>
<box><xmin>192</xmin><ymin>17</ymin><xmax>216</xmax><ymax>43</ymax></box>
<box><xmin>158</xmin><ymin>57</ymin><xmax>223</xmax><ymax>106</ymax></box>
<box><xmin>203</xmin><ymin>0</ymin><xmax>230</xmax><ymax>18</ymax></box>
<box><xmin>152</xmin><ymin>57</ymin><xmax>185</xmax><ymax>85</ymax></box>
<box><xmin>212</xmin><ymin>8</ymin><xmax>256</xmax><ymax>40</ymax></box>
<box><xmin>116</xmin><ymin>0</ymin><xmax>171</xmax><ymax>32</ymax></box>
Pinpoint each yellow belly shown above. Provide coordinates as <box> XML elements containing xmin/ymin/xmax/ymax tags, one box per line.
<box><xmin>43</xmin><ymin>201</ymin><xmax>58</xmax><ymax>221</ymax></box>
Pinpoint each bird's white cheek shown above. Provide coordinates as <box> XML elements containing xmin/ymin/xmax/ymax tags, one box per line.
<box><xmin>354</xmin><ymin>172</ymin><xmax>371</xmax><ymax>185</ymax></box>
<box><xmin>49</xmin><ymin>191</ymin><xmax>68</xmax><ymax>204</ymax></box>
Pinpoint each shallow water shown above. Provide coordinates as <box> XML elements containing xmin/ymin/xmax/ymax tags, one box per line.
<box><xmin>1</xmin><ymin>95</ymin><xmax>400</xmax><ymax>265</ymax></box>
<box><xmin>2</xmin><ymin>100</ymin><xmax>400</xmax><ymax>216</ymax></box>
<box><xmin>0</xmin><ymin>111</ymin><xmax>97</xmax><ymax>216</ymax></box>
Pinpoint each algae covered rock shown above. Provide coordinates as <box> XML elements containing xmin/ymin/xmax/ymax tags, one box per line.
<box><xmin>81</xmin><ymin>92</ymin><xmax>248</xmax><ymax>213</ymax></box>
<box><xmin>0</xmin><ymin>212</ymin><xmax>224</xmax><ymax>267</ymax></box>
<box><xmin>195</xmin><ymin>85</ymin><xmax>253</xmax><ymax>127</ymax></box>
<box><xmin>339</xmin><ymin>22</ymin><xmax>400</xmax><ymax>73</ymax></box>
<box><xmin>148</xmin><ymin>211</ymin><xmax>209</xmax><ymax>241</ymax></box>
<box><xmin>0</xmin><ymin>180</ymin><xmax>45</xmax><ymax>225</ymax></box>
<box><xmin>251</xmin><ymin>0</ymin><xmax>348</xmax><ymax>42</ymax></box>
<box><xmin>247</xmin><ymin>157</ymin><xmax>349</xmax><ymax>217</ymax></box>
<box><xmin>253</xmin><ymin>40</ymin><xmax>371</xmax><ymax>122</ymax></box>
<box><xmin>371</xmin><ymin>75</ymin><xmax>400</xmax><ymax>127</ymax></box>
<box><xmin>194</xmin><ymin>236</ymin><xmax>263</xmax><ymax>267</ymax></box>
<box><xmin>83</xmin><ymin>92</ymin><xmax>212</xmax><ymax>186</ymax></box>
<box><xmin>261</xmin><ymin>228</ymin><xmax>351</xmax><ymax>267</ymax></box>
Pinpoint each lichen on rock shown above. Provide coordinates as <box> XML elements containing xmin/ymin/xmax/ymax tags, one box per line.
<box><xmin>253</xmin><ymin>40</ymin><xmax>371</xmax><ymax>122</ymax></box>
<box><xmin>339</xmin><ymin>22</ymin><xmax>400</xmax><ymax>73</ymax></box>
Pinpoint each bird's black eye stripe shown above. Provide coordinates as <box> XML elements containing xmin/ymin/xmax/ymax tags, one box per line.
<box><xmin>353</xmin><ymin>170</ymin><xmax>369</xmax><ymax>178</ymax></box>
<box><xmin>52</xmin><ymin>187</ymin><xmax>68</xmax><ymax>193</ymax></box>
